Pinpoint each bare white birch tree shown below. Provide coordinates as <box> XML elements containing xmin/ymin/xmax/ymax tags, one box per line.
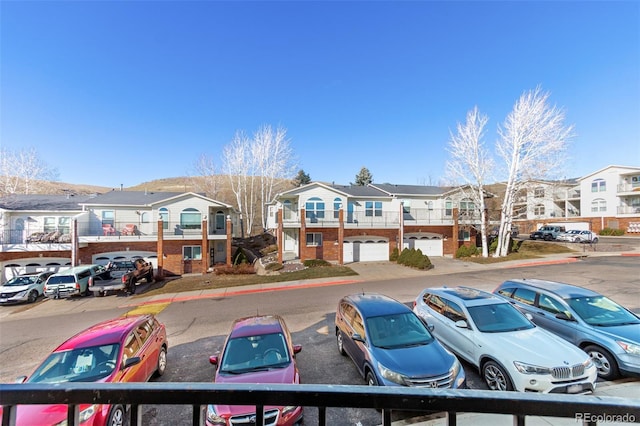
<box><xmin>0</xmin><ymin>147</ymin><xmax>59</xmax><ymax>195</ymax></box>
<box><xmin>223</xmin><ymin>131</ymin><xmax>254</xmax><ymax>237</ymax></box>
<box><xmin>445</xmin><ymin>106</ymin><xmax>494</xmax><ymax>257</ymax></box>
<box><xmin>190</xmin><ymin>153</ymin><xmax>221</xmax><ymax>199</ymax></box>
<box><xmin>252</xmin><ymin>124</ymin><xmax>296</xmax><ymax>230</ymax></box>
<box><xmin>494</xmin><ymin>87</ymin><xmax>574</xmax><ymax>256</ymax></box>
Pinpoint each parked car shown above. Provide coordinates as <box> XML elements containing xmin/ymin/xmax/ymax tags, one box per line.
<box><xmin>556</xmin><ymin>229</ymin><xmax>581</xmax><ymax>242</ymax></box>
<box><xmin>529</xmin><ymin>225</ymin><xmax>566</xmax><ymax>241</ymax></box>
<box><xmin>573</xmin><ymin>230</ymin><xmax>599</xmax><ymax>243</ymax></box>
<box><xmin>44</xmin><ymin>264</ymin><xmax>107</xmax><ymax>298</ymax></box>
<box><xmin>2</xmin><ymin>314</ymin><xmax>168</xmax><ymax>426</ymax></box>
<box><xmin>335</xmin><ymin>293</ymin><xmax>466</xmax><ymax>388</ymax></box>
<box><xmin>413</xmin><ymin>286</ymin><xmax>597</xmax><ymax>393</ymax></box>
<box><xmin>89</xmin><ymin>259</ymin><xmax>154</xmax><ymax>297</ymax></box>
<box><xmin>205</xmin><ymin>315</ymin><xmax>303</xmax><ymax>426</ymax></box>
<box><xmin>0</xmin><ymin>271</ymin><xmax>54</xmax><ymax>304</ymax></box>
<box><xmin>494</xmin><ymin>278</ymin><xmax>640</xmax><ymax>380</ymax></box>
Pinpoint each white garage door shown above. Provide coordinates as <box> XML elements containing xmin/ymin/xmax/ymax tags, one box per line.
<box><xmin>343</xmin><ymin>238</ymin><xmax>389</xmax><ymax>263</ymax></box>
<box><xmin>403</xmin><ymin>234</ymin><xmax>444</xmax><ymax>257</ymax></box>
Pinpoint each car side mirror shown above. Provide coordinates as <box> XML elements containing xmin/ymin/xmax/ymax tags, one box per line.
<box><xmin>525</xmin><ymin>313</ymin><xmax>534</xmax><ymax>321</ymax></box>
<box><xmin>427</xmin><ymin>324</ymin><xmax>435</xmax><ymax>332</ymax></box>
<box><xmin>555</xmin><ymin>312</ymin><xmax>575</xmax><ymax>321</ymax></box>
<box><xmin>454</xmin><ymin>320</ymin><xmax>468</xmax><ymax>329</ymax></box>
<box><xmin>121</xmin><ymin>356</ymin><xmax>141</xmax><ymax>370</ymax></box>
<box><xmin>352</xmin><ymin>333</ymin><xmax>365</xmax><ymax>343</ymax></box>
<box><xmin>292</xmin><ymin>344</ymin><xmax>302</xmax><ymax>354</ymax></box>
<box><xmin>209</xmin><ymin>355</ymin><xmax>219</xmax><ymax>366</ymax></box>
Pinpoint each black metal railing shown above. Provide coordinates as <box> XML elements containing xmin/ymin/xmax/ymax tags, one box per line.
<box><xmin>1</xmin><ymin>383</ymin><xmax>639</xmax><ymax>426</ymax></box>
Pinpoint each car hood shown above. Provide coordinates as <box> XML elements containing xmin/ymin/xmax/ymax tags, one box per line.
<box><xmin>482</xmin><ymin>328</ymin><xmax>589</xmax><ymax>365</ymax></box>
<box><xmin>0</xmin><ymin>284</ymin><xmax>32</xmax><ymax>293</ymax></box>
<box><xmin>16</xmin><ymin>403</ymin><xmax>94</xmax><ymax>425</ymax></box>
<box><xmin>589</xmin><ymin>323</ymin><xmax>640</xmax><ymax>344</ymax></box>
<box><xmin>213</xmin><ymin>366</ymin><xmax>297</xmax><ymax>415</ymax></box>
<box><xmin>372</xmin><ymin>341</ymin><xmax>455</xmax><ymax>377</ymax></box>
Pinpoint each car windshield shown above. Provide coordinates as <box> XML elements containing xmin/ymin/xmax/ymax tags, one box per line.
<box><xmin>468</xmin><ymin>303</ymin><xmax>534</xmax><ymax>333</ymax></box>
<box><xmin>566</xmin><ymin>296</ymin><xmax>640</xmax><ymax>326</ymax></box>
<box><xmin>366</xmin><ymin>312</ymin><xmax>434</xmax><ymax>349</ymax></box>
<box><xmin>4</xmin><ymin>276</ymin><xmax>37</xmax><ymax>286</ymax></box>
<box><xmin>220</xmin><ymin>332</ymin><xmax>290</xmax><ymax>374</ymax></box>
<box><xmin>27</xmin><ymin>344</ymin><xmax>120</xmax><ymax>383</ymax></box>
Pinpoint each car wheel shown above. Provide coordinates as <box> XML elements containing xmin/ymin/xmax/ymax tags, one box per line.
<box><xmin>336</xmin><ymin>331</ymin><xmax>346</xmax><ymax>356</ymax></box>
<box><xmin>482</xmin><ymin>361</ymin><xmax>513</xmax><ymax>391</ymax></box>
<box><xmin>106</xmin><ymin>405</ymin><xmax>126</xmax><ymax>426</ymax></box>
<box><xmin>544</xmin><ymin>234</ymin><xmax>552</xmax><ymax>241</ymax></box>
<box><xmin>584</xmin><ymin>345</ymin><xmax>619</xmax><ymax>380</ymax></box>
<box><xmin>366</xmin><ymin>370</ymin><xmax>378</xmax><ymax>386</ymax></box>
<box><xmin>83</xmin><ymin>286</ymin><xmax>91</xmax><ymax>297</ymax></box>
<box><xmin>155</xmin><ymin>346</ymin><xmax>167</xmax><ymax>377</ymax></box>
<box><xmin>27</xmin><ymin>290</ymin><xmax>38</xmax><ymax>303</ymax></box>
<box><xmin>592</xmin><ymin>237</ymin><xmax>598</xmax><ymax>243</ymax></box>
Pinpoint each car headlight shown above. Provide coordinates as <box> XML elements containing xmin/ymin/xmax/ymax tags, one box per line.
<box><xmin>205</xmin><ymin>405</ymin><xmax>226</xmax><ymax>425</ymax></box>
<box><xmin>377</xmin><ymin>362</ymin><xmax>406</xmax><ymax>385</ymax></box>
<box><xmin>53</xmin><ymin>404</ymin><xmax>97</xmax><ymax>425</ymax></box>
<box><xmin>282</xmin><ymin>405</ymin><xmax>299</xmax><ymax>415</ymax></box>
<box><xmin>617</xmin><ymin>341</ymin><xmax>640</xmax><ymax>356</ymax></box>
<box><xmin>450</xmin><ymin>358</ymin><xmax>461</xmax><ymax>378</ymax></box>
<box><xmin>513</xmin><ymin>361</ymin><xmax>551</xmax><ymax>375</ymax></box>
<box><xmin>15</xmin><ymin>290</ymin><xmax>27</xmax><ymax>297</ymax></box>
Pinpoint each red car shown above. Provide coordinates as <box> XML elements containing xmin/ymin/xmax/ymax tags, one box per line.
<box><xmin>3</xmin><ymin>314</ymin><xmax>168</xmax><ymax>426</ymax></box>
<box><xmin>205</xmin><ymin>315</ymin><xmax>303</xmax><ymax>426</ymax></box>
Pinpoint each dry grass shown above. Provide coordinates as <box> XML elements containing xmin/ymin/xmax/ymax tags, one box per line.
<box><xmin>463</xmin><ymin>240</ymin><xmax>575</xmax><ymax>264</ymax></box>
<box><xmin>135</xmin><ymin>265</ymin><xmax>358</xmax><ymax>298</ymax></box>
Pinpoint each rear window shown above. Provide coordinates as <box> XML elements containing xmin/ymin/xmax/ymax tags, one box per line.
<box><xmin>47</xmin><ymin>275</ymin><xmax>76</xmax><ymax>285</ymax></box>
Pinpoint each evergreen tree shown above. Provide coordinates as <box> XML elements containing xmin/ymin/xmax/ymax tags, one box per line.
<box><xmin>355</xmin><ymin>167</ymin><xmax>373</xmax><ymax>186</ymax></box>
<box><xmin>293</xmin><ymin>169</ymin><xmax>311</xmax><ymax>187</ymax></box>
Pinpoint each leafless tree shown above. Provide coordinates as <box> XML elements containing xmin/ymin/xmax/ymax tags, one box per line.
<box><xmin>190</xmin><ymin>154</ymin><xmax>221</xmax><ymax>199</ymax></box>
<box><xmin>223</xmin><ymin>131</ymin><xmax>254</xmax><ymax>237</ymax></box>
<box><xmin>0</xmin><ymin>147</ymin><xmax>59</xmax><ymax>195</ymax></box>
<box><xmin>494</xmin><ymin>87</ymin><xmax>574</xmax><ymax>256</ymax></box>
<box><xmin>445</xmin><ymin>106</ymin><xmax>493</xmax><ymax>257</ymax></box>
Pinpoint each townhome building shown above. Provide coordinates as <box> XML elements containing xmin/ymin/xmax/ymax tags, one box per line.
<box><xmin>265</xmin><ymin>182</ymin><xmax>487</xmax><ymax>264</ymax></box>
<box><xmin>0</xmin><ymin>190</ymin><xmax>239</xmax><ymax>282</ymax></box>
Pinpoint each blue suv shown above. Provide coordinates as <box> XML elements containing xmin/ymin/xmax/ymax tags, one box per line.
<box><xmin>493</xmin><ymin>278</ymin><xmax>640</xmax><ymax>380</ymax></box>
<box><xmin>335</xmin><ymin>293</ymin><xmax>466</xmax><ymax>388</ymax></box>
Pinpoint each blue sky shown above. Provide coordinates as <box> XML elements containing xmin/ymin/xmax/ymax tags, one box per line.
<box><xmin>1</xmin><ymin>1</ymin><xmax>639</xmax><ymax>189</ymax></box>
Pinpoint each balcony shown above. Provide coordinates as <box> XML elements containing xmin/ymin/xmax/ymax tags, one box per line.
<box><xmin>1</xmin><ymin>382</ymin><xmax>637</xmax><ymax>426</ymax></box>
<box><xmin>618</xmin><ymin>183</ymin><xmax>640</xmax><ymax>194</ymax></box>
<box><xmin>294</xmin><ymin>209</ymin><xmax>456</xmax><ymax>229</ymax></box>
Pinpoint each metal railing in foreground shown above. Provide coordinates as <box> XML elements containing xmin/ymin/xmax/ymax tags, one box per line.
<box><xmin>1</xmin><ymin>382</ymin><xmax>639</xmax><ymax>426</ymax></box>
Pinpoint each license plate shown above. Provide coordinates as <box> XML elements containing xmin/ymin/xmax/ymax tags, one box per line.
<box><xmin>567</xmin><ymin>384</ymin><xmax>584</xmax><ymax>394</ymax></box>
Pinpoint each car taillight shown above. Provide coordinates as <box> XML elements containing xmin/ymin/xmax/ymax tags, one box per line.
<box><xmin>75</xmin><ymin>282</ymin><xmax>80</xmax><ymax>290</ymax></box>
<box><xmin>122</xmin><ymin>275</ymin><xmax>127</xmax><ymax>283</ymax></box>
<box><xmin>88</xmin><ymin>276</ymin><xmax>93</xmax><ymax>287</ymax></box>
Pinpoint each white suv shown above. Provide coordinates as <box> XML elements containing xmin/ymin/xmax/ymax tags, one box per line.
<box><xmin>413</xmin><ymin>286</ymin><xmax>597</xmax><ymax>394</ymax></box>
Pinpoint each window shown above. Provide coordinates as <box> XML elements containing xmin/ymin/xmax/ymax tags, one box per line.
<box><xmin>215</xmin><ymin>211</ymin><xmax>225</xmax><ymax>230</ymax></box>
<box><xmin>591</xmin><ymin>179</ymin><xmax>606</xmax><ymax>192</ymax></box>
<box><xmin>459</xmin><ymin>198</ymin><xmax>474</xmax><ymax>216</ymax></box>
<box><xmin>534</xmin><ymin>204</ymin><xmax>545</xmax><ymax>215</ymax></box>
<box><xmin>123</xmin><ymin>332</ymin><xmax>141</xmax><ymax>362</ymax></box>
<box><xmin>101</xmin><ymin>211</ymin><xmax>114</xmax><ymax>227</ymax></box>
<box><xmin>305</xmin><ymin>197</ymin><xmax>325</xmax><ymax>220</ymax></box>
<box><xmin>183</xmin><ymin>246</ymin><xmax>202</xmax><ymax>260</ymax></box>
<box><xmin>538</xmin><ymin>295</ymin><xmax>565</xmax><ymax>315</ymax></box>
<box><xmin>306</xmin><ymin>232</ymin><xmax>322</xmax><ymax>247</ymax></box>
<box><xmin>443</xmin><ymin>300</ymin><xmax>466</xmax><ymax>323</ymax></box>
<box><xmin>333</xmin><ymin>198</ymin><xmax>342</xmax><ymax>219</ymax></box>
<box><xmin>445</xmin><ymin>199</ymin><xmax>453</xmax><ymax>216</ymax></box>
<box><xmin>591</xmin><ymin>199</ymin><xmax>606</xmax><ymax>213</ymax></box>
<box><xmin>180</xmin><ymin>208</ymin><xmax>201</xmax><ymax>230</ymax></box>
<box><xmin>365</xmin><ymin>201</ymin><xmax>382</xmax><ymax>217</ymax></box>
<box><xmin>458</xmin><ymin>229</ymin><xmax>470</xmax><ymax>241</ymax></box>
<box><xmin>402</xmin><ymin>200</ymin><xmax>411</xmax><ymax>214</ymax></box>
<box><xmin>140</xmin><ymin>212</ymin><xmax>150</xmax><ymax>223</ymax></box>
<box><xmin>424</xmin><ymin>294</ymin><xmax>445</xmax><ymax>315</ymax></box>
<box><xmin>44</xmin><ymin>217</ymin><xmax>56</xmax><ymax>233</ymax></box>
<box><xmin>534</xmin><ymin>187</ymin><xmax>545</xmax><ymax>198</ymax></box>
<box><xmin>159</xmin><ymin>208</ymin><xmax>169</xmax><ymax>230</ymax></box>
<box><xmin>58</xmin><ymin>217</ymin><xmax>70</xmax><ymax>234</ymax></box>
<box><xmin>512</xmin><ymin>288</ymin><xmax>536</xmax><ymax>306</ymax></box>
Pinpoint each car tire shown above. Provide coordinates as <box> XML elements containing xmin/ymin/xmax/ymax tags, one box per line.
<box><xmin>584</xmin><ymin>345</ymin><xmax>619</xmax><ymax>380</ymax></box>
<box><xmin>155</xmin><ymin>346</ymin><xmax>167</xmax><ymax>377</ymax></box>
<box><xmin>336</xmin><ymin>331</ymin><xmax>346</xmax><ymax>356</ymax></box>
<box><xmin>27</xmin><ymin>290</ymin><xmax>38</xmax><ymax>303</ymax></box>
<box><xmin>366</xmin><ymin>370</ymin><xmax>378</xmax><ymax>386</ymax></box>
<box><xmin>106</xmin><ymin>405</ymin><xmax>126</xmax><ymax>426</ymax></box>
<box><xmin>482</xmin><ymin>361</ymin><xmax>513</xmax><ymax>391</ymax></box>
<box><xmin>544</xmin><ymin>234</ymin><xmax>552</xmax><ymax>241</ymax></box>
<box><xmin>592</xmin><ymin>237</ymin><xmax>598</xmax><ymax>243</ymax></box>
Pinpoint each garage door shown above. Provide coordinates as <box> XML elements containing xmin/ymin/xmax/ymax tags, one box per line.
<box><xmin>403</xmin><ymin>233</ymin><xmax>444</xmax><ymax>257</ymax></box>
<box><xmin>343</xmin><ymin>238</ymin><xmax>389</xmax><ymax>263</ymax></box>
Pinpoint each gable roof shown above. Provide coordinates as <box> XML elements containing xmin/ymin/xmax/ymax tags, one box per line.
<box><xmin>0</xmin><ymin>194</ymin><xmax>89</xmax><ymax>211</ymax></box>
<box><xmin>578</xmin><ymin>165</ymin><xmax>640</xmax><ymax>181</ymax></box>
<box><xmin>370</xmin><ymin>183</ymin><xmax>450</xmax><ymax>196</ymax></box>
<box><xmin>79</xmin><ymin>190</ymin><xmax>234</xmax><ymax>209</ymax></box>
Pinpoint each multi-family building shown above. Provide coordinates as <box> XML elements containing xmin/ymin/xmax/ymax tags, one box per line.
<box><xmin>0</xmin><ymin>190</ymin><xmax>239</xmax><ymax>282</ymax></box>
